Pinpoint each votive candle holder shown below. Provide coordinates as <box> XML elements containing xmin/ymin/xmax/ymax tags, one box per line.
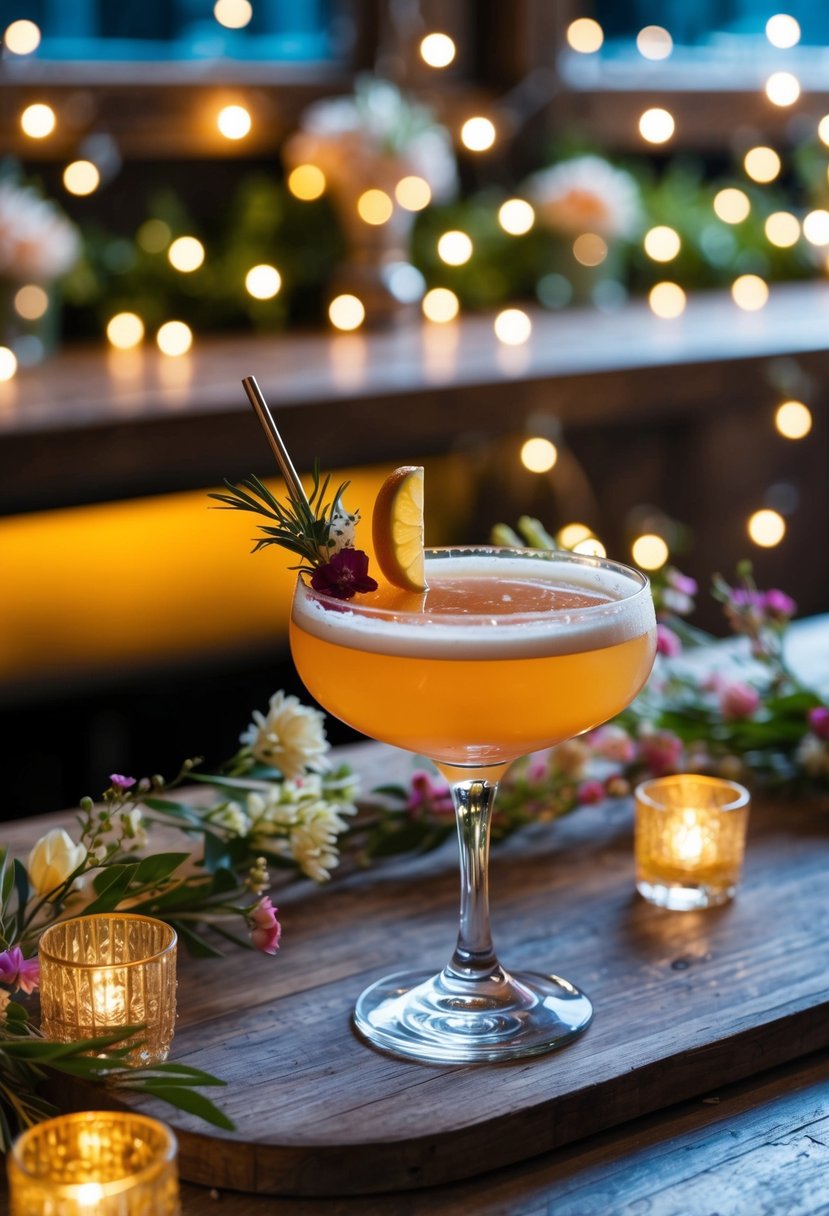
<box><xmin>635</xmin><ymin>774</ymin><xmax>750</xmax><ymax>910</ymax></box>
<box><xmin>7</xmin><ymin>1110</ymin><xmax>180</xmax><ymax>1216</ymax></box>
<box><xmin>39</xmin><ymin>913</ymin><xmax>177</xmax><ymax>1064</ymax></box>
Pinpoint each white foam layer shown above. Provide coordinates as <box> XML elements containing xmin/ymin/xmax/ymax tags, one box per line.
<box><xmin>292</xmin><ymin>553</ymin><xmax>656</xmax><ymax>660</ymax></box>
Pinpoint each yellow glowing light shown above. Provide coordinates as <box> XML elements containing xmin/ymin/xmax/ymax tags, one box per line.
<box><xmin>106</xmin><ymin>313</ymin><xmax>145</xmax><ymax>350</ymax></box>
<box><xmin>632</xmin><ymin>533</ymin><xmax>669</xmax><ymax>570</ymax></box>
<box><xmin>731</xmin><ymin>274</ymin><xmax>769</xmax><ymax>311</ymax></box>
<box><xmin>4</xmin><ymin>19</ymin><xmax>41</xmax><ymax>54</ymax></box>
<box><xmin>287</xmin><ymin>164</ymin><xmax>326</xmax><ymax>200</ymax></box>
<box><xmin>168</xmin><ymin>236</ymin><xmax>205</xmax><ymax>273</ymax></box>
<box><xmin>461</xmin><ymin>116</ymin><xmax>496</xmax><ymax>152</ymax></box>
<box><xmin>803</xmin><ymin>209</ymin><xmax>829</xmax><ymax>245</ymax></box>
<box><xmin>245</xmin><ymin>264</ymin><xmax>281</xmax><ymax>300</ymax></box>
<box><xmin>557</xmin><ymin>523</ymin><xmax>592</xmax><ymax>549</ymax></box>
<box><xmin>419</xmin><ymin>32</ymin><xmax>456</xmax><ymax>68</ymax></box>
<box><xmin>765</xmin><ymin>70</ymin><xmax>801</xmax><ymax>106</ymax></box>
<box><xmin>744</xmin><ymin>146</ymin><xmax>781</xmax><ymax>183</ymax></box>
<box><xmin>648</xmin><ymin>282</ymin><xmax>686</xmax><ymax>319</ymax></box>
<box><xmin>498</xmin><ymin>198</ymin><xmax>535</xmax><ymax>236</ymax></box>
<box><xmin>395</xmin><ymin>175</ymin><xmax>431</xmax><ymax>211</ymax></box>
<box><xmin>357</xmin><ymin>188</ymin><xmax>393</xmax><ymax>225</ymax></box>
<box><xmin>20</xmin><ymin>103</ymin><xmax>56</xmax><ymax>138</ymax></box>
<box><xmin>0</xmin><ymin>346</ymin><xmax>18</xmax><ymax>381</ymax></box>
<box><xmin>14</xmin><ymin>284</ymin><xmax>48</xmax><ymax>321</ymax></box>
<box><xmin>494</xmin><ymin>308</ymin><xmax>532</xmax><ymax>346</ymax></box>
<box><xmin>639</xmin><ymin>107</ymin><xmax>675</xmax><ymax>144</ymax></box>
<box><xmin>636</xmin><ymin>25</ymin><xmax>673</xmax><ymax>59</ymax></box>
<box><xmin>713</xmin><ymin>188</ymin><xmax>751</xmax><ymax>224</ymax></box>
<box><xmin>214</xmin><ymin>0</ymin><xmax>253</xmax><ymax>29</ymax></box>
<box><xmin>775</xmin><ymin>399</ymin><xmax>812</xmax><ymax>439</ymax></box>
<box><xmin>572</xmin><ymin>232</ymin><xmax>608</xmax><ymax>267</ymax></box>
<box><xmin>62</xmin><ymin>160</ymin><xmax>100</xmax><ymax>196</ymax></box>
<box><xmin>422</xmin><ymin>287</ymin><xmax>459</xmax><ymax>323</ymax></box>
<box><xmin>764</xmin><ymin>211</ymin><xmax>800</xmax><ymax>247</ymax></box>
<box><xmin>766</xmin><ymin>13</ymin><xmax>801</xmax><ymax>48</ymax></box>
<box><xmin>328</xmin><ymin>294</ymin><xmax>365</xmax><ymax>331</ymax></box>
<box><xmin>136</xmin><ymin>219</ymin><xmax>171</xmax><ymax>253</ymax></box>
<box><xmin>520</xmin><ymin>437</ymin><xmax>558</xmax><ymax>474</ymax></box>
<box><xmin>819</xmin><ymin>116</ymin><xmax>829</xmax><ymax>146</ymax></box>
<box><xmin>156</xmin><ymin>321</ymin><xmax>193</xmax><ymax>356</ymax></box>
<box><xmin>748</xmin><ymin>508</ymin><xmax>785</xmax><ymax>547</ymax></box>
<box><xmin>644</xmin><ymin>225</ymin><xmax>681</xmax><ymax>262</ymax></box>
<box><xmin>217</xmin><ymin>104</ymin><xmax>251</xmax><ymax>140</ymax></box>
<box><xmin>566</xmin><ymin>18</ymin><xmax>604</xmax><ymax>53</ymax></box>
<box><xmin>437</xmin><ymin>230</ymin><xmax>473</xmax><ymax>266</ymax></box>
<box><xmin>76</xmin><ymin>1182</ymin><xmax>105</xmax><ymax>1206</ymax></box>
<box><xmin>573</xmin><ymin>536</ymin><xmax>607</xmax><ymax>558</ymax></box>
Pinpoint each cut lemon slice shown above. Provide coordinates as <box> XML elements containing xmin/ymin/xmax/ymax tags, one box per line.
<box><xmin>371</xmin><ymin>466</ymin><xmax>427</xmax><ymax>592</ymax></box>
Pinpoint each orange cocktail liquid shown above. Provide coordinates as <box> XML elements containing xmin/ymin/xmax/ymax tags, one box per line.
<box><xmin>290</xmin><ymin>562</ymin><xmax>655</xmax><ymax>768</ymax></box>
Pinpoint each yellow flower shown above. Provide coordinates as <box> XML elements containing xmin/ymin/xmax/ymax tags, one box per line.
<box><xmin>27</xmin><ymin>828</ymin><xmax>87</xmax><ymax>897</ymax></box>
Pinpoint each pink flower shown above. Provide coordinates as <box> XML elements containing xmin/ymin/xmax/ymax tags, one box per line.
<box><xmin>406</xmin><ymin>770</ymin><xmax>454</xmax><ymax>818</ymax></box>
<box><xmin>589</xmin><ymin>725</ymin><xmax>636</xmax><ymax>765</ymax></box>
<box><xmin>0</xmin><ymin>947</ymin><xmax>40</xmax><ymax>994</ymax></box>
<box><xmin>763</xmin><ymin>589</ymin><xmax>796</xmax><ymax>620</ymax></box>
<box><xmin>577</xmin><ymin>780</ymin><xmax>606</xmax><ymax>805</ymax></box>
<box><xmin>808</xmin><ymin>706</ymin><xmax>829</xmax><ymax>741</ymax></box>
<box><xmin>639</xmin><ymin>730</ymin><xmax>684</xmax><ymax>776</ymax></box>
<box><xmin>249</xmin><ymin>897</ymin><xmax>281</xmax><ymax>955</ymax></box>
<box><xmin>666</xmin><ymin>569</ymin><xmax>698</xmax><ymax>597</ymax></box>
<box><xmin>719</xmin><ymin>682</ymin><xmax>760</xmax><ymax>721</ymax></box>
<box><xmin>109</xmin><ymin>774</ymin><xmax>136</xmax><ymax>792</ymax></box>
<box><xmin>310</xmin><ymin>549</ymin><xmax>378</xmax><ymax>600</ymax></box>
<box><xmin>656</xmin><ymin>624</ymin><xmax>682</xmax><ymax>658</ymax></box>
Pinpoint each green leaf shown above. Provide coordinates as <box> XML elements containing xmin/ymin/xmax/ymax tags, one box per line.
<box><xmin>133</xmin><ymin>853</ymin><xmax>190</xmax><ymax>885</ymax></box>
<box><xmin>168</xmin><ymin>920</ymin><xmax>225</xmax><ymax>958</ymax></box>
<box><xmin>12</xmin><ymin>859</ymin><xmax>29</xmax><ymax>933</ymax></box>
<box><xmin>141</xmin><ymin>797</ymin><xmax>208</xmax><ymax>828</ymax></box>
<box><xmin>124</xmin><ymin>1062</ymin><xmax>228</xmax><ymax>1087</ymax></box>
<box><xmin>139</xmin><ymin>1085</ymin><xmax>235</xmax><ymax>1130</ymax></box>
<box><xmin>85</xmin><ymin>864</ymin><xmax>140</xmax><ymax>913</ymax></box>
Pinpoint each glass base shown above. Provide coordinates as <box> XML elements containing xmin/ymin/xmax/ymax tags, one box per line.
<box><xmin>353</xmin><ymin>966</ymin><xmax>593</xmax><ymax>1064</ymax></box>
<box><xmin>637</xmin><ymin>878</ymin><xmax>735</xmax><ymax>910</ymax></box>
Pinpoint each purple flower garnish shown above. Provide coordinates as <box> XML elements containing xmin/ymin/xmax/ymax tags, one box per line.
<box><xmin>310</xmin><ymin>549</ymin><xmax>378</xmax><ymax>600</ymax></box>
<box><xmin>808</xmin><ymin>706</ymin><xmax>829</xmax><ymax>741</ymax></box>
<box><xmin>109</xmin><ymin>774</ymin><xmax>136</xmax><ymax>792</ymax></box>
<box><xmin>0</xmin><ymin>946</ymin><xmax>40</xmax><ymax>994</ymax></box>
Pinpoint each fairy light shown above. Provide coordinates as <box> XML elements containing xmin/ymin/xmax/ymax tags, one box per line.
<box><xmin>106</xmin><ymin>312</ymin><xmax>145</xmax><ymax>350</ymax></box>
<box><xmin>217</xmin><ymin>105</ymin><xmax>251</xmax><ymax>140</ymax></box>
<box><xmin>572</xmin><ymin>233</ymin><xmax>608</xmax><ymax>266</ymax></box>
<box><xmin>744</xmin><ymin>146</ymin><xmax>781</xmax><ymax>184</ymax></box>
<box><xmin>639</xmin><ymin>108</ymin><xmax>674</xmax><ymax>144</ymax></box>
<box><xmin>765</xmin><ymin>212</ymin><xmax>800</xmax><ymax>247</ymax></box>
<box><xmin>287</xmin><ymin>164</ymin><xmax>325</xmax><ymax>201</ymax></box>
<box><xmin>713</xmin><ymin>188</ymin><xmax>751</xmax><ymax>224</ymax></box>
<box><xmin>328</xmin><ymin>294</ymin><xmax>365</xmax><ymax>331</ymax></box>
<box><xmin>731</xmin><ymin>275</ymin><xmax>769</xmax><ymax>311</ymax></box>
<box><xmin>494</xmin><ymin>308</ymin><xmax>532</xmax><ymax>345</ymax></box>
<box><xmin>632</xmin><ymin>534</ymin><xmax>669</xmax><ymax>570</ymax></box>
<box><xmin>0</xmin><ymin>347</ymin><xmax>18</xmax><ymax>381</ymax></box>
<box><xmin>437</xmin><ymin>231</ymin><xmax>473</xmax><ymax>266</ymax></box>
<box><xmin>156</xmin><ymin>321</ymin><xmax>193</xmax><ymax>356</ymax></box>
<box><xmin>214</xmin><ymin>0</ymin><xmax>252</xmax><ymax>29</ymax></box>
<box><xmin>461</xmin><ymin>117</ymin><xmax>496</xmax><ymax>152</ymax></box>
<box><xmin>357</xmin><ymin>189</ymin><xmax>393</xmax><ymax>225</ymax></box>
<box><xmin>395</xmin><ymin>176</ymin><xmax>431</xmax><ymax>211</ymax></box>
<box><xmin>245</xmin><ymin>264</ymin><xmax>281</xmax><ymax>299</ymax></box>
<box><xmin>498</xmin><ymin>199</ymin><xmax>535</xmax><ymax>235</ymax></box>
<box><xmin>419</xmin><ymin>32</ymin><xmax>456</xmax><ymax>68</ymax></box>
<box><xmin>63</xmin><ymin>160</ymin><xmax>100</xmax><ymax>196</ymax></box>
<box><xmin>4</xmin><ymin>19</ymin><xmax>41</xmax><ymax>54</ymax></box>
<box><xmin>20</xmin><ymin>103</ymin><xmax>56</xmax><ymax>138</ymax></box>
<box><xmin>520</xmin><ymin>437</ymin><xmax>558</xmax><ymax>473</ymax></box>
<box><xmin>819</xmin><ymin>116</ymin><xmax>829</xmax><ymax>146</ymax></box>
<box><xmin>802</xmin><ymin>209</ymin><xmax>829</xmax><ymax>245</ymax></box>
<box><xmin>422</xmin><ymin>288</ymin><xmax>459</xmax><ymax>323</ymax></box>
<box><xmin>765</xmin><ymin>71</ymin><xmax>800</xmax><ymax>107</ymax></box>
<box><xmin>766</xmin><ymin>14</ymin><xmax>801</xmax><ymax>48</ymax></box>
<box><xmin>168</xmin><ymin>237</ymin><xmax>205</xmax><ymax>273</ymax></box>
<box><xmin>636</xmin><ymin>26</ymin><xmax>672</xmax><ymax>60</ymax></box>
<box><xmin>648</xmin><ymin>282</ymin><xmax>686</xmax><ymax>319</ymax></box>
<box><xmin>573</xmin><ymin>536</ymin><xmax>607</xmax><ymax>558</ymax></box>
<box><xmin>748</xmin><ymin>508</ymin><xmax>785</xmax><ymax>547</ymax></box>
<box><xmin>137</xmin><ymin>219</ymin><xmax>171</xmax><ymax>253</ymax></box>
<box><xmin>644</xmin><ymin>226</ymin><xmax>681</xmax><ymax>261</ymax></box>
<box><xmin>566</xmin><ymin>18</ymin><xmax>604</xmax><ymax>53</ymax></box>
<box><xmin>558</xmin><ymin>523</ymin><xmax>592</xmax><ymax>549</ymax></box>
<box><xmin>775</xmin><ymin>400</ymin><xmax>812</xmax><ymax>439</ymax></box>
<box><xmin>14</xmin><ymin>285</ymin><xmax>49</xmax><ymax>320</ymax></box>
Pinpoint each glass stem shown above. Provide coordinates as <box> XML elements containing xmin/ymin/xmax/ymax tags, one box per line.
<box><xmin>446</xmin><ymin>777</ymin><xmax>500</xmax><ymax>982</ymax></box>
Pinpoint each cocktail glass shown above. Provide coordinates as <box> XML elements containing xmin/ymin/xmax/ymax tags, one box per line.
<box><xmin>290</xmin><ymin>546</ymin><xmax>656</xmax><ymax>1063</ymax></box>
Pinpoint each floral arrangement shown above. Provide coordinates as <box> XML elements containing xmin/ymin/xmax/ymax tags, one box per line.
<box><xmin>0</xmin><ymin>165</ymin><xmax>81</xmax><ymax>284</ymax></box>
<box><xmin>523</xmin><ymin>154</ymin><xmax>643</xmax><ymax>241</ymax></box>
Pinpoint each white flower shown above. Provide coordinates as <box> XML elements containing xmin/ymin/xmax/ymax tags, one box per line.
<box><xmin>206</xmin><ymin>801</ymin><xmax>251</xmax><ymax>836</ymax></box>
<box><xmin>0</xmin><ymin>180</ymin><xmax>81</xmax><ymax>282</ymax></box>
<box><xmin>324</xmin><ymin>504</ymin><xmax>361</xmax><ymax>556</ymax></box>
<box><xmin>549</xmin><ymin>739</ymin><xmax>590</xmax><ymax>779</ymax></box>
<box><xmin>524</xmin><ymin>155</ymin><xmax>642</xmax><ymax>240</ymax></box>
<box><xmin>240</xmin><ymin>691</ymin><xmax>329</xmax><ymax>778</ymax></box>
<box><xmin>797</xmin><ymin>734</ymin><xmax>829</xmax><ymax>778</ymax></box>
<box><xmin>27</xmin><ymin>829</ymin><xmax>87</xmax><ymax>897</ymax></box>
<box><xmin>289</xmin><ymin>826</ymin><xmax>340</xmax><ymax>883</ymax></box>
<box><xmin>119</xmin><ymin>807</ymin><xmax>148</xmax><ymax>850</ymax></box>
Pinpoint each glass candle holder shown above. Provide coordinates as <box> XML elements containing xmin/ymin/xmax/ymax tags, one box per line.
<box><xmin>39</xmin><ymin>913</ymin><xmax>177</xmax><ymax>1064</ymax></box>
<box><xmin>7</xmin><ymin>1110</ymin><xmax>180</xmax><ymax>1216</ymax></box>
<box><xmin>635</xmin><ymin>774</ymin><xmax>750</xmax><ymax>910</ymax></box>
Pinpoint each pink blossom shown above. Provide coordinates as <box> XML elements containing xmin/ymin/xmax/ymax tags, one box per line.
<box><xmin>589</xmin><ymin>725</ymin><xmax>636</xmax><ymax>765</ymax></box>
<box><xmin>310</xmin><ymin>549</ymin><xmax>378</xmax><ymax>600</ymax></box>
<box><xmin>656</xmin><ymin>624</ymin><xmax>682</xmax><ymax>658</ymax></box>
<box><xmin>577</xmin><ymin>780</ymin><xmax>606</xmax><ymax>805</ymax></box>
<box><xmin>406</xmin><ymin>771</ymin><xmax>454</xmax><ymax>818</ymax></box>
<box><xmin>0</xmin><ymin>947</ymin><xmax>40</xmax><ymax>994</ymax></box>
<box><xmin>249</xmin><ymin>897</ymin><xmax>281</xmax><ymax>955</ymax></box>
<box><xmin>719</xmin><ymin>682</ymin><xmax>760</xmax><ymax>721</ymax></box>
<box><xmin>808</xmin><ymin>706</ymin><xmax>829</xmax><ymax>741</ymax></box>
<box><xmin>701</xmin><ymin>671</ymin><xmax>725</xmax><ymax>694</ymax></box>
<box><xmin>639</xmin><ymin>730</ymin><xmax>684</xmax><ymax>776</ymax></box>
<box><xmin>666</xmin><ymin>569</ymin><xmax>698</xmax><ymax>597</ymax></box>
<box><xmin>109</xmin><ymin>774</ymin><xmax>136</xmax><ymax>792</ymax></box>
<box><xmin>763</xmin><ymin>589</ymin><xmax>796</xmax><ymax>620</ymax></box>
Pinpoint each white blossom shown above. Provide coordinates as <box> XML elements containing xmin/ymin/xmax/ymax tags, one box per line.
<box><xmin>0</xmin><ymin>180</ymin><xmax>81</xmax><ymax>282</ymax></box>
<box><xmin>27</xmin><ymin>829</ymin><xmax>87</xmax><ymax>896</ymax></box>
<box><xmin>524</xmin><ymin>155</ymin><xmax>643</xmax><ymax>241</ymax></box>
<box><xmin>206</xmin><ymin>801</ymin><xmax>251</xmax><ymax>837</ymax></box>
<box><xmin>240</xmin><ymin>691</ymin><xmax>329</xmax><ymax>778</ymax></box>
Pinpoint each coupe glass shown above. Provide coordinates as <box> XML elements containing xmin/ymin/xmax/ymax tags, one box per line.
<box><xmin>290</xmin><ymin>546</ymin><xmax>656</xmax><ymax>1063</ymax></box>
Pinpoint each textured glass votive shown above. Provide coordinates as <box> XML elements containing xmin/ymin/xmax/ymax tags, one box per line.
<box><xmin>7</xmin><ymin>1110</ymin><xmax>180</xmax><ymax>1216</ymax></box>
<box><xmin>39</xmin><ymin>913</ymin><xmax>177</xmax><ymax>1064</ymax></box>
<box><xmin>635</xmin><ymin>774</ymin><xmax>750</xmax><ymax>910</ymax></box>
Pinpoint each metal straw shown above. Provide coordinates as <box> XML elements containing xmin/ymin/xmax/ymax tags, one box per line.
<box><xmin>241</xmin><ymin>374</ymin><xmax>310</xmax><ymax>507</ymax></box>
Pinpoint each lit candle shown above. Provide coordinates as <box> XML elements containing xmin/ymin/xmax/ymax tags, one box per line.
<box><xmin>635</xmin><ymin>774</ymin><xmax>750</xmax><ymax>910</ymax></box>
<box><xmin>7</xmin><ymin>1110</ymin><xmax>180</xmax><ymax>1215</ymax></box>
<box><xmin>39</xmin><ymin>913</ymin><xmax>177</xmax><ymax>1064</ymax></box>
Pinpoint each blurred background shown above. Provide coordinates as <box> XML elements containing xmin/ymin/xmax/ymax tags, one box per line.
<box><xmin>1</xmin><ymin>0</ymin><xmax>828</xmax><ymax>815</ymax></box>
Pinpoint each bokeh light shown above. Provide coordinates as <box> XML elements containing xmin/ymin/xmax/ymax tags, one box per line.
<box><xmin>644</xmin><ymin>226</ymin><xmax>681</xmax><ymax>261</ymax></box>
<box><xmin>328</xmin><ymin>294</ymin><xmax>365</xmax><ymax>331</ymax></box>
<box><xmin>106</xmin><ymin>312</ymin><xmax>145</xmax><ymax>350</ymax></box>
<box><xmin>0</xmin><ymin>347</ymin><xmax>17</xmax><ymax>381</ymax></box>
<box><xmin>437</xmin><ymin>230</ymin><xmax>473</xmax><ymax>266</ymax></box>
<box><xmin>168</xmin><ymin>237</ymin><xmax>205</xmax><ymax>273</ymax></box>
<box><xmin>765</xmin><ymin>71</ymin><xmax>801</xmax><ymax>107</ymax></box>
<box><xmin>357</xmin><ymin>188</ymin><xmax>393</xmax><ymax>225</ymax></box>
<box><xmin>775</xmin><ymin>400</ymin><xmax>812</xmax><ymax>439</ymax></box>
<box><xmin>632</xmin><ymin>534</ymin><xmax>669</xmax><ymax>570</ymax></box>
<box><xmin>819</xmin><ymin>115</ymin><xmax>829</xmax><ymax>147</ymax></box>
<box><xmin>4</xmin><ymin>19</ymin><xmax>41</xmax><ymax>54</ymax></box>
<box><xmin>713</xmin><ymin>188</ymin><xmax>751</xmax><ymax>224</ymax></box>
<box><xmin>573</xmin><ymin>233</ymin><xmax>608</xmax><ymax>266</ymax></box>
<box><xmin>636</xmin><ymin>26</ymin><xmax>672</xmax><ymax>59</ymax></box>
<box><xmin>461</xmin><ymin>116</ymin><xmax>496</xmax><ymax>152</ymax></box>
<box><xmin>566</xmin><ymin>18</ymin><xmax>604</xmax><ymax>53</ymax></box>
<box><xmin>156</xmin><ymin>321</ymin><xmax>193</xmax><ymax>356</ymax></box>
<box><xmin>744</xmin><ymin>146</ymin><xmax>781</xmax><ymax>183</ymax></box>
<box><xmin>137</xmin><ymin>219</ymin><xmax>171</xmax><ymax>253</ymax></box>
<box><xmin>731</xmin><ymin>274</ymin><xmax>769</xmax><ymax>311</ymax></box>
<box><xmin>287</xmin><ymin>164</ymin><xmax>326</xmax><ymax>200</ymax></box>
<box><xmin>557</xmin><ymin>523</ymin><xmax>592</xmax><ymax>549</ymax></box>
<box><xmin>395</xmin><ymin>176</ymin><xmax>431</xmax><ymax>211</ymax></box>
<box><xmin>498</xmin><ymin>199</ymin><xmax>535</xmax><ymax>235</ymax></box>
<box><xmin>245</xmin><ymin>265</ymin><xmax>282</xmax><ymax>299</ymax></box>
<box><xmin>802</xmin><ymin>209</ymin><xmax>829</xmax><ymax>245</ymax></box>
<box><xmin>648</xmin><ymin>282</ymin><xmax>687</xmax><ymax>319</ymax></box>
<box><xmin>520</xmin><ymin>437</ymin><xmax>558</xmax><ymax>473</ymax></box>
<box><xmin>63</xmin><ymin>160</ymin><xmax>100</xmax><ymax>196</ymax></box>
<box><xmin>639</xmin><ymin>108</ymin><xmax>675</xmax><ymax>144</ymax></box>
<box><xmin>422</xmin><ymin>288</ymin><xmax>459</xmax><ymax>323</ymax></box>
<box><xmin>217</xmin><ymin>105</ymin><xmax>251</xmax><ymax>140</ymax></box>
<box><xmin>765</xmin><ymin>14</ymin><xmax>801</xmax><ymax>48</ymax></box>
<box><xmin>14</xmin><ymin>285</ymin><xmax>49</xmax><ymax>320</ymax></box>
<box><xmin>20</xmin><ymin>103</ymin><xmax>55</xmax><ymax>138</ymax></box>
<box><xmin>419</xmin><ymin>32</ymin><xmax>456</xmax><ymax>67</ymax></box>
<box><xmin>494</xmin><ymin>308</ymin><xmax>532</xmax><ymax>345</ymax></box>
<box><xmin>214</xmin><ymin>0</ymin><xmax>253</xmax><ymax>29</ymax></box>
<box><xmin>573</xmin><ymin>536</ymin><xmax>607</xmax><ymax>558</ymax></box>
<box><xmin>748</xmin><ymin>508</ymin><xmax>785</xmax><ymax>547</ymax></box>
<box><xmin>764</xmin><ymin>211</ymin><xmax>800</xmax><ymax>247</ymax></box>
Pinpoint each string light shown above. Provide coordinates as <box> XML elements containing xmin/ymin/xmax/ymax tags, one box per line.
<box><xmin>245</xmin><ymin>265</ymin><xmax>281</xmax><ymax>299</ymax></box>
<box><xmin>137</xmin><ymin>219</ymin><xmax>171</xmax><ymax>253</ymax></box>
<box><xmin>566</xmin><ymin>18</ymin><xmax>604</xmax><ymax>53</ymax></box>
<box><xmin>419</xmin><ymin>32</ymin><xmax>456</xmax><ymax>68</ymax></box>
<box><xmin>437</xmin><ymin>231</ymin><xmax>473</xmax><ymax>265</ymax></box>
<box><xmin>20</xmin><ymin>103</ymin><xmax>55</xmax><ymax>138</ymax></box>
<box><xmin>461</xmin><ymin>117</ymin><xmax>496</xmax><ymax>152</ymax></box>
<box><xmin>4</xmin><ymin>19</ymin><xmax>41</xmax><ymax>54</ymax></box>
<box><xmin>775</xmin><ymin>400</ymin><xmax>812</xmax><ymax>439</ymax></box>
<box><xmin>713</xmin><ymin>188</ymin><xmax>750</xmax><ymax>224</ymax></box>
<box><xmin>395</xmin><ymin>176</ymin><xmax>431</xmax><ymax>211</ymax></box>
<box><xmin>632</xmin><ymin>534</ymin><xmax>669</xmax><ymax>570</ymax></box>
<box><xmin>765</xmin><ymin>71</ymin><xmax>800</xmax><ymax>107</ymax></box>
<box><xmin>106</xmin><ymin>313</ymin><xmax>145</xmax><ymax>350</ymax></box>
<box><xmin>639</xmin><ymin>108</ymin><xmax>674</xmax><ymax>144</ymax></box>
<box><xmin>636</xmin><ymin>26</ymin><xmax>672</xmax><ymax>60</ymax></box>
<box><xmin>819</xmin><ymin>116</ymin><xmax>829</xmax><ymax>147</ymax></box>
<box><xmin>764</xmin><ymin>212</ymin><xmax>800</xmax><ymax>247</ymax></box>
<box><xmin>328</xmin><ymin>294</ymin><xmax>365</xmax><ymax>331</ymax></box>
<box><xmin>156</xmin><ymin>321</ymin><xmax>193</xmax><ymax>356</ymax></box>
<box><xmin>644</xmin><ymin>226</ymin><xmax>681</xmax><ymax>261</ymax></box>
<box><xmin>731</xmin><ymin>275</ymin><xmax>769</xmax><ymax>311</ymax></box>
<box><xmin>168</xmin><ymin>237</ymin><xmax>205</xmax><ymax>272</ymax></box>
<box><xmin>217</xmin><ymin>105</ymin><xmax>251</xmax><ymax>140</ymax></box>
<box><xmin>494</xmin><ymin>308</ymin><xmax>532</xmax><ymax>345</ymax></box>
<box><xmin>213</xmin><ymin>0</ymin><xmax>252</xmax><ymax>29</ymax></box>
<box><xmin>422</xmin><ymin>288</ymin><xmax>459</xmax><ymax>323</ymax></box>
<box><xmin>520</xmin><ymin>437</ymin><xmax>558</xmax><ymax>473</ymax></box>
<box><xmin>357</xmin><ymin>189</ymin><xmax>393</xmax><ymax>225</ymax></box>
<box><xmin>573</xmin><ymin>537</ymin><xmax>607</xmax><ymax>557</ymax></box>
<box><xmin>63</xmin><ymin>160</ymin><xmax>100</xmax><ymax>196</ymax></box>
<box><xmin>802</xmin><ymin>209</ymin><xmax>829</xmax><ymax>245</ymax></box>
<box><xmin>572</xmin><ymin>233</ymin><xmax>607</xmax><ymax>266</ymax></box>
<box><xmin>748</xmin><ymin>508</ymin><xmax>785</xmax><ymax>547</ymax></box>
<box><xmin>0</xmin><ymin>347</ymin><xmax>18</xmax><ymax>380</ymax></box>
<box><xmin>14</xmin><ymin>285</ymin><xmax>49</xmax><ymax>320</ymax></box>
<box><xmin>557</xmin><ymin>523</ymin><xmax>592</xmax><ymax>549</ymax></box>
<box><xmin>765</xmin><ymin>14</ymin><xmax>801</xmax><ymax>48</ymax></box>
<box><xmin>498</xmin><ymin>199</ymin><xmax>535</xmax><ymax>235</ymax></box>
<box><xmin>648</xmin><ymin>282</ymin><xmax>686</xmax><ymax>318</ymax></box>
<box><xmin>287</xmin><ymin>164</ymin><xmax>325</xmax><ymax>200</ymax></box>
<box><xmin>744</xmin><ymin>146</ymin><xmax>781</xmax><ymax>183</ymax></box>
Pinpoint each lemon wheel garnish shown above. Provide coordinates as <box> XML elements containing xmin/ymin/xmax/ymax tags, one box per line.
<box><xmin>371</xmin><ymin>466</ymin><xmax>427</xmax><ymax>592</ymax></box>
